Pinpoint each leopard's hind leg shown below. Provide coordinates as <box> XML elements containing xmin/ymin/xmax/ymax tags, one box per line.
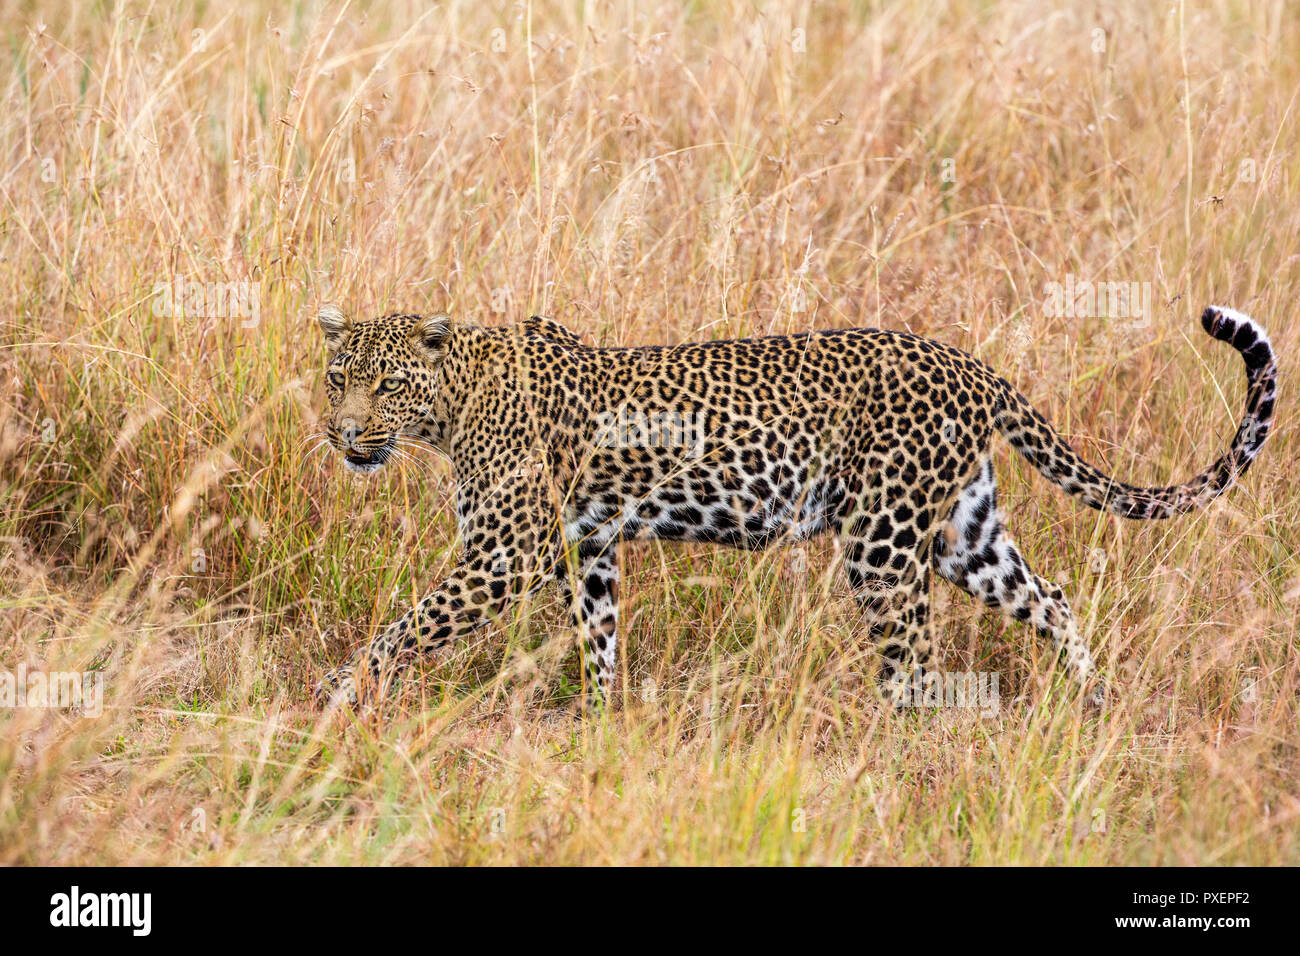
<box><xmin>933</xmin><ymin>457</ymin><xmax>1094</xmax><ymax>684</ymax></box>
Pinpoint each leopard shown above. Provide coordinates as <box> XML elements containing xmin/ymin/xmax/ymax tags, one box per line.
<box><xmin>311</xmin><ymin>303</ymin><xmax>1276</xmax><ymax>711</ymax></box>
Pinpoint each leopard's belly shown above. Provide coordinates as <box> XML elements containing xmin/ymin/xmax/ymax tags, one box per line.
<box><xmin>564</xmin><ymin>458</ymin><xmax>835</xmax><ymax>553</ymax></box>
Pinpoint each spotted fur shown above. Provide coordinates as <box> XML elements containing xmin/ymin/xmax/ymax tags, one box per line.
<box><xmin>313</xmin><ymin>305</ymin><xmax>1276</xmax><ymax>709</ymax></box>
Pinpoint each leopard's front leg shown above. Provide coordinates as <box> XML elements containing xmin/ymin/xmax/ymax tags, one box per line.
<box><xmin>315</xmin><ymin>570</ymin><xmax>499</xmax><ymax>706</ymax></box>
<box><xmin>315</xmin><ymin>470</ymin><xmax>561</xmax><ymax>707</ymax></box>
<box><xmin>558</xmin><ymin>548</ymin><xmax>621</xmax><ymax>711</ymax></box>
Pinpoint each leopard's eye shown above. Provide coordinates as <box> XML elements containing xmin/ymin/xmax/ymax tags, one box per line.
<box><xmin>327</xmin><ymin>371</ymin><xmax>345</xmax><ymax>388</ymax></box>
<box><xmin>378</xmin><ymin>377</ymin><xmax>405</xmax><ymax>394</ymax></box>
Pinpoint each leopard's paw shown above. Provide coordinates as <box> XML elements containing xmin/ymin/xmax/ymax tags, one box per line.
<box><xmin>314</xmin><ymin>665</ymin><xmax>358</xmax><ymax>709</ymax></box>
<box><xmin>1084</xmin><ymin>679</ymin><xmax>1108</xmax><ymax>711</ymax></box>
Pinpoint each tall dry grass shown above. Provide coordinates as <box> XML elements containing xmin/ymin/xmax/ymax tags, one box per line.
<box><xmin>0</xmin><ymin>0</ymin><xmax>1296</xmax><ymax>864</ymax></box>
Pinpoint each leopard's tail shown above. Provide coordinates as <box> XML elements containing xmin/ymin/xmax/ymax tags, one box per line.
<box><xmin>995</xmin><ymin>305</ymin><xmax>1277</xmax><ymax>519</ymax></box>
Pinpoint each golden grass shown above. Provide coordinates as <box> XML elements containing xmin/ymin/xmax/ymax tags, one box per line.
<box><xmin>1</xmin><ymin>0</ymin><xmax>1297</xmax><ymax>865</ymax></box>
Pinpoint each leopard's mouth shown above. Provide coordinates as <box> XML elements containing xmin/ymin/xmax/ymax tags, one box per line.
<box><xmin>341</xmin><ymin>442</ymin><xmax>393</xmax><ymax>475</ymax></box>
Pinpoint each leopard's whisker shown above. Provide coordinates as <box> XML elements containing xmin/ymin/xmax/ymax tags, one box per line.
<box><xmin>389</xmin><ymin>445</ymin><xmax>438</xmax><ymax>477</ymax></box>
<box><xmin>303</xmin><ymin>439</ymin><xmax>333</xmax><ymax>464</ymax></box>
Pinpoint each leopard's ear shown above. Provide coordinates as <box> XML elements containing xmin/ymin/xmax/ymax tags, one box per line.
<box><xmin>317</xmin><ymin>305</ymin><xmax>352</xmax><ymax>351</ymax></box>
<box><xmin>410</xmin><ymin>314</ymin><xmax>451</xmax><ymax>364</ymax></box>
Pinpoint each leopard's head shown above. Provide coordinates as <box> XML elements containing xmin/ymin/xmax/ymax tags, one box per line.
<box><xmin>317</xmin><ymin>307</ymin><xmax>452</xmax><ymax>474</ymax></box>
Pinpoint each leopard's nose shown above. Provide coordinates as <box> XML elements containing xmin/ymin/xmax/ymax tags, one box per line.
<box><xmin>338</xmin><ymin>417</ymin><xmax>363</xmax><ymax>449</ymax></box>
